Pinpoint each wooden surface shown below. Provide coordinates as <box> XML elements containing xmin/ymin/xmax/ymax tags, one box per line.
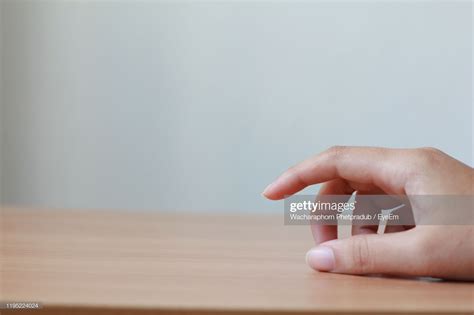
<box><xmin>1</xmin><ymin>208</ymin><xmax>473</xmax><ymax>314</ymax></box>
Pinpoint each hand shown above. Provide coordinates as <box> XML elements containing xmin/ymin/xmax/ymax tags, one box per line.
<box><xmin>262</xmin><ymin>146</ymin><xmax>473</xmax><ymax>280</ymax></box>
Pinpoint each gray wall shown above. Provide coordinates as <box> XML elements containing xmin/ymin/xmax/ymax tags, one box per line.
<box><xmin>1</xmin><ymin>0</ymin><xmax>472</xmax><ymax>212</ymax></box>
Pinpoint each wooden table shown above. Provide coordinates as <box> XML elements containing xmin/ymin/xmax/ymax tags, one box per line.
<box><xmin>1</xmin><ymin>208</ymin><xmax>473</xmax><ymax>314</ymax></box>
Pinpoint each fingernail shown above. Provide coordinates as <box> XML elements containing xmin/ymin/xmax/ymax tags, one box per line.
<box><xmin>306</xmin><ymin>246</ymin><xmax>335</xmax><ymax>271</ymax></box>
<box><xmin>262</xmin><ymin>182</ymin><xmax>276</xmax><ymax>196</ymax></box>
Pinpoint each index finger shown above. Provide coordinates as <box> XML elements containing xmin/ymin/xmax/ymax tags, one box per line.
<box><xmin>262</xmin><ymin>146</ymin><xmax>414</xmax><ymax>200</ymax></box>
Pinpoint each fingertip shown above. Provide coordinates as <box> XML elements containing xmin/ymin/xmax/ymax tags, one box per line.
<box><xmin>262</xmin><ymin>182</ymin><xmax>280</xmax><ymax>200</ymax></box>
<box><xmin>261</xmin><ymin>192</ymin><xmax>281</xmax><ymax>200</ymax></box>
<box><xmin>306</xmin><ymin>246</ymin><xmax>336</xmax><ymax>272</ymax></box>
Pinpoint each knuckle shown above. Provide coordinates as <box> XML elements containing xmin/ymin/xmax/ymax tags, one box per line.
<box><xmin>326</xmin><ymin>145</ymin><xmax>346</xmax><ymax>160</ymax></box>
<box><xmin>350</xmin><ymin>236</ymin><xmax>373</xmax><ymax>274</ymax></box>
<box><xmin>286</xmin><ymin>165</ymin><xmax>307</xmax><ymax>186</ymax></box>
<box><xmin>413</xmin><ymin>147</ymin><xmax>444</xmax><ymax>166</ymax></box>
<box><xmin>403</xmin><ymin>147</ymin><xmax>445</xmax><ymax>185</ymax></box>
<box><xmin>420</xmin><ymin>146</ymin><xmax>442</xmax><ymax>154</ymax></box>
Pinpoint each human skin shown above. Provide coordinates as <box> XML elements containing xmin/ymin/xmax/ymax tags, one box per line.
<box><xmin>262</xmin><ymin>146</ymin><xmax>474</xmax><ymax>280</ymax></box>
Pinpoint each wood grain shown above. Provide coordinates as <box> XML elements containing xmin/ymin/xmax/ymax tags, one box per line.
<box><xmin>1</xmin><ymin>208</ymin><xmax>473</xmax><ymax>314</ymax></box>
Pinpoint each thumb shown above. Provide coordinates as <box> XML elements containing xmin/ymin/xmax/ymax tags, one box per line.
<box><xmin>305</xmin><ymin>230</ymin><xmax>424</xmax><ymax>276</ymax></box>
